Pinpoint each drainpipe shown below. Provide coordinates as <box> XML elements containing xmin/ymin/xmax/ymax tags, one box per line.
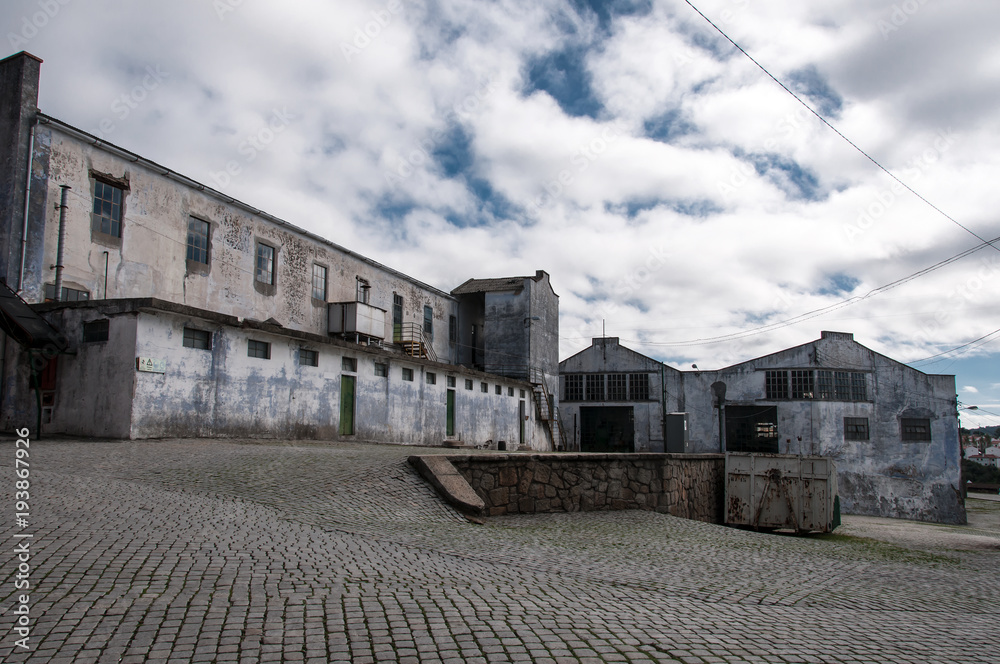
<box><xmin>661</xmin><ymin>363</ymin><xmax>667</xmax><ymax>451</ymax></box>
<box><xmin>16</xmin><ymin>123</ymin><xmax>36</xmax><ymax>294</ymax></box>
<box><xmin>53</xmin><ymin>185</ymin><xmax>70</xmax><ymax>301</ymax></box>
<box><xmin>103</xmin><ymin>251</ymin><xmax>109</xmax><ymax>299</ymax></box>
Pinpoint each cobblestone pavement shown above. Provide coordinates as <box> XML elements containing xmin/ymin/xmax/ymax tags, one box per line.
<box><xmin>1</xmin><ymin>438</ymin><xmax>999</xmax><ymax>664</ymax></box>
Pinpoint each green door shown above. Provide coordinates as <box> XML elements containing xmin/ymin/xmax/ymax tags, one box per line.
<box><xmin>339</xmin><ymin>375</ymin><xmax>355</xmax><ymax>436</ymax></box>
<box><xmin>446</xmin><ymin>389</ymin><xmax>455</xmax><ymax>436</ymax></box>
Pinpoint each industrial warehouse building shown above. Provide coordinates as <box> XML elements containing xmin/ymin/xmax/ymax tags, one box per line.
<box><xmin>559</xmin><ymin>334</ymin><xmax>965</xmax><ymax>524</ymax></box>
<box><xmin>0</xmin><ymin>52</ymin><xmax>560</xmax><ymax>449</ymax></box>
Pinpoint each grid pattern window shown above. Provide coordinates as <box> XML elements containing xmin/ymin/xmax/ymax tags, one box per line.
<box><xmin>83</xmin><ymin>319</ymin><xmax>109</xmax><ymax>343</ymax></box>
<box><xmin>312</xmin><ymin>264</ymin><xmax>328</xmax><ymax>301</ymax></box>
<box><xmin>817</xmin><ymin>371</ymin><xmax>834</xmax><ymax>399</ymax></box>
<box><xmin>563</xmin><ymin>374</ymin><xmax>583</xmax><ymax>401</ymax></box>
<box><xmin>342</xmin><ymin>357</ymin><xmax>357</xmax><ymax>372</ymax></box>
<box><xmin>447</xmin><ymin>376</ymin><xmax>456</xmax><ymax>388</ymax></box>
<box><xmin>44</xmin><ymin>285</ymin><xmax>89</xmax><ymax>302</ymax></box>
<box><xmin>834</xmin><ymin>371</ymin><xmax>851</xmax><ymax>400</ymax></box>
<box><xmin>374</xmin><ymin>362</ymin><xmax>388</xmax><ymax>377</ymax></box>
<box><xmin>629</xmin><ymin>374</ymin><xmax>650</xmax><ymax>401</ymax></box>
<box><xmin>844</xmin><ymin>417</ymin><xmax>870</xmax><ymax>441</ymax></box>
<box><xmin>423</xmin><ymin>306</ymin><xmax>433</xmax><ymax>339</ymax></box>
<box><xmin>901</xmin><ymin>418</ymin><xmax>931</xmax><ymax>441</ymax></box>
<box><xmin>247</xmin><ymin>339</ymin><xmax>270</xmax><ymax>359</ymax></box>
<box><xmin>299</xmin><ymin>349</ymin><xmax>318</xmax><ymax>367</ymax></box>
<box><xmin>182</xmin><ymin>327</ymin><xmax>211</xmax><ymax>350</ymax></box>
<box><xmin>585</xmin><ymin>374</ymin><xmax>605</xmax><ymax>401</ymax></box>
<box><xmin>765</xmin><ymin>370</ymin><xmax>789</xmax><ymax>400</ymax></box>
<box><xmin>187</xmin><ymin>218</ymin><xmax>210</xmax><ymax>264</ymax></box>
<box><xmin>255</xmin><ymin>243</ymin><xmax>275</xmax><ymax>285</ymax></box>
<box><xmin>791</xmin><ymin>370</ymin><xmax>814</xmax><ymax>399</ymax></box>
<box><xmin>607</xmin><ymin>373</ymin><xmax>628</xmax><ymax>401</ymax></box>
<box><xmin>93</xmin><ymin>181</ymin><xmax>123</xmax><ymax>237</ymax></box>
<box><xmin>850</xmin><ymin>373</ymin><xmax>867</xmax><ymax>401</ymax></box>
<box><xmin>402</xmin><ymin>367</ymin><xmax>414</xmax><ymax>381</ymax></box>
<box><xmin>426</xmin><ymin>372</ymin><xmax>436</xmax><ymax>385</ymax></box>
<box><xmin>465</xmin><ymin>379</ymin><xmax>473</xmax><ymax>390</ymax></box>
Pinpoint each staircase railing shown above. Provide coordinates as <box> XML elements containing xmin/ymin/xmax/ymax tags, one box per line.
<box><xmin>393</xmin><ymin>322</ymin><xmax>436</xmax><ymax>362</ymax></box>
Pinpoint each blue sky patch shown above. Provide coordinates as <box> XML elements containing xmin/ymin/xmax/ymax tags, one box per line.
<box><xmin>739</xmin><ymin>150</ymin><xmax>823</xmax><ymax>201</ymax></box>
<box><xmin>818</xmin><ymin>272</ymin><xmax>860</xmax><ymax>296</ymax></box>
<box><xmin>524</xmin><ymin>45</ymin><xmax>603</xmax><ymax>119</ymax></box>
<box><xmin>643</xmin><ymin>108</ymin><xmax>695</xmax><ymax>143</ymax></box>
<box><xmin>787</xmin><ymin>65</ymin><xmax>843</xmax><ymax>118</ymax></box>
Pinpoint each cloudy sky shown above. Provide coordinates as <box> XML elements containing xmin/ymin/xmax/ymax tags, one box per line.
<box><xmin>6</xmin><ymin>0</ymin><xmax>1000</xmax><ymax>426</ymax></box>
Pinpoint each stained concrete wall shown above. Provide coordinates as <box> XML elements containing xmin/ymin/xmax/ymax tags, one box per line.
<box><xmin>13</xmin><ymin>300</ymin><xmax>551</xmax><ymax>448</ymax></box>
<box><xmin>25</xmin><ymin>120</ymin><xmax>458</xmax><ymax>362</ymax></box>
<box><xmin>559</xmin><ymin>337</ymin><xmax>682</xmax><ymax>453</ymax></box>
<box><xmin>449</xmin><ymin>453</ymin><xmax>725</xmax><ymax>522</ymax></box>
<box><xmin>683</xmin><ymin>332</ymin><xmax>964</xmax><ymax>524</ymax></box>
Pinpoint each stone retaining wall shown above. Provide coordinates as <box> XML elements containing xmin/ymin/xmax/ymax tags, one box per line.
<box><xmin>447</xmin><ymin>453</ymin><xmax>726</xmax><ymax>523</ymax></box>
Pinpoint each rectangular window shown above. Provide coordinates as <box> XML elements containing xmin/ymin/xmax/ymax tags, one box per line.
<box><xmin>585</xmin><ymin>374</ymin><xmax>604</xmax><ymax>401</ymax></box>
<box><xmin>495</xmin><ymin>384</ymin><xmax>502</xmax><ymax>395</ymax></box>
<box><xmin>791</xmin><ymin>370</ymin><xmax>813</xmax><ymax>399</ymax></box>
<box><xmin>508</xmin><ymin>387</ymin><xmax>514</xmax><ymax>397</ymax></box>
<box><xmin>44</xmin><ymin>284</ymin><xmax>90</xmax><ymax>302</ymax></box>
<box><xmin>834</xmin><ymin>371</ymin><xmax>851</xmax><ymax>400</ymax></box>
<box><xmin>312</xmin><ymin>264</ymin><xmax>328</xmax><ymax>301</ymax></box>
<box><xmin>765</xmin><ymin>370</ymin><xmax>788</xmax><ymax>400</ymax></box>
<box><xmin>481</xmin><ymin>382</ymin><xmax>488</xmax><ymax>393</ymax></box>
<box><xmin>374</xmin><ymin>362</ymin><xmax>388</xmax><ymax>377</ymax></box>
<box><xmin>186</xmin><ymin>217</ymin><xmax>210</xmax><ymax>264</ymax></box>
<box><xmin>255</xmin><ymin>243</ymin><xmax>275</xmax><ymax>285</ymax></box>
<box><xmin>449</xmin><ymin>315</ymin><xmax>458</xmax><ymax>343</ymax></box>
<box><xmin>629</xmin><ymin>374</ymin><xmax>650</xmax><ymax>401</ymax></box>
<box><xmin>447</xmin><ymin>376</ymin><xmax>456</xmax><ymax>388</ymax></box>
<box><xmin>247</xmin><ymin>339</ymin><xmax>270</xmax><ymax>359</ymax></box>
<box><xmin>182</xmin><ymin>327</ymin><xmax>211</xmax><ymax>350</ymax></box>
<box><xmin>607</xmin><ymin>373</ymin><xmax>628</xmax><ymax>401</ymax></box>
<box><xmin>851</xmin><ymin>373</ymin><xmax>867</xmax><ymax>401</ymax></box>
<box><xmin>426</xmin><ymin>372</ymin><xmax>436</xmax><ymax>385</ymax></box>
<box><xmin>299</xmin><ymin>349</ymin><xmax>318</xmax><ymax>367</ymax></box>
<box><xmin>82</xmin><ymin>319</ymin><xmax>109</xmax><ymax>343</ymax></box>
<box><xmin>342</xmin><ymin>357</ymin><xmax>357</xmax><ymax>372</ymax></box>
<box><xmin>423</xmin><ymin>305</ymin><xmax>433</xmax><ymax>339</ymax></box>
<box><xmin>564</xmin><ymin>374</ymin><xmax>583</xmax><ymax>401</ymax></box>
<box><xmin>356</xmin><ymin>277</ymin><xmax>370</xmax><ymax>303</ymax></box>
<box><xmin>520</xmin><ymin>389</ymin><xmax>526</xmax><ymax>398</ymax></box>
<box><xmin>817</xmin><ymin>371</ymin><xmax>834</xmax><ymax>399</ymax></box>
<box><xmin>402</xmin><ymin>367</ymin><xmax>414</xmax><ymax>381</ymax></box>
<box><xmin>845</xmin><ymin>417</ymin><xmax>870</xmax><ymax>441</ymax></box>
<box><xmin>901</xmin><ymin>418</ymin><xmax>931</xmax><ymax>441</ymax></box>
<box><xmin>465</xmin><ymin>379</ymin><xmax>473</xmax><ymax>390</ymax></box>
<box><xmin>92</xmin><ymin>180</ymin><xmax>123</xmax><ymax>237</ymax></box>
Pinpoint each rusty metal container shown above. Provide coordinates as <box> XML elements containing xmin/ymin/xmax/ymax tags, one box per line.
<box><xmin>725</xmin><ymin>453</ymin><xmax>839</xmax><ymax>533</ymax></box>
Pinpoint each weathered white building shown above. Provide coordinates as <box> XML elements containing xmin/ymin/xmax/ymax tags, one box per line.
<box><xmin>0</xmin><ymin>51</ymin><xmax>557</xmax><ymax>449</ymax></box>
<box><xmin>560</xmin><ymin>333</ymin><xmax>965</xmax><ymax>524</ymax></box>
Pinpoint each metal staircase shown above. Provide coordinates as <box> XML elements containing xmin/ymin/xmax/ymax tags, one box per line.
<box><xmin>394</xmin><ymin>322</ymin><xmax>436</xmax><ymax>362</ymax></box>
<box><xmin>529</xmin><ymin>368</ymin><xmax>566</xmax><ymax>451</ymax></box>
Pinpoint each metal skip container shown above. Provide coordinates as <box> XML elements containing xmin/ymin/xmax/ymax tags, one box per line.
<box><xmin>725</xmin><ymin>453</ymin><xmax>840</xmax><ymax>533</ymax></box>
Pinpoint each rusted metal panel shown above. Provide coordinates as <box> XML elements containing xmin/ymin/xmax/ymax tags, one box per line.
<box><xmin>725</xmin><ymin>453</ymin><xmax>838</xmax><ymax>533</ymax></box>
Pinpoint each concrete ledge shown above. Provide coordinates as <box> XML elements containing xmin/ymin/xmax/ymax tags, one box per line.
<box><xmin>409</xmin><ymin>455</ymin><xmax>485</xmax><ymax>516</ymax></box>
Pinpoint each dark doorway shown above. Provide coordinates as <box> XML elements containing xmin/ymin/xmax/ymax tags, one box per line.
<box><xmin>725</xmin><ymin>405</ymin><xmax>779</xmax><ymax>453</ymax></box>
<box><xmin>580</xmin><ymin>406</ymin><xmax>634</xmax><ymax>453</ymax></box>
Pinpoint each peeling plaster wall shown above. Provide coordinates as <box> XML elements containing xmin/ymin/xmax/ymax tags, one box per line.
<box><xmin>682</xmin><ymin>334</ymin><xmax>964</xmax><ymax>524</ymax></box>
<box><xmin>29</xmin><ymin>306</ymin><xmax>552</xmax><ymax>448</ymax></box>
<box><xmin>30</xmin><ymin>125</ymin><xmax>458</xmax><ymax>349</ymax></box>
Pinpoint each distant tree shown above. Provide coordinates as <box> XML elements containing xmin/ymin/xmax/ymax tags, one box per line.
<box><xmin>962</xmin><ymin>459</ymin><xmax>1000</xmax><ymax>485</ymax></box>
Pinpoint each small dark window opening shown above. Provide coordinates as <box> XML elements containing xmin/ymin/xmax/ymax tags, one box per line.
<box><xmin>901</xmin><ymin>418</ymin><xmax>931</xmax><ymax>441</ymax></box>
<box><xmin>187</xmin><ymin>218</ymin><xmax>210</xmax><ymax>264</ymax></box>
<box><xmin>83</xmin><ymin>319</ymin><xmax>109</xmax><ymax>343</ymax></box>
<box><xmin>299</xmin><ymin>349</ymin><xmax>319</xmax><ymax>367</ymax></box>
<box><xmin>844</xmin><ymin>417</ymin><xmax>869</xmax><ymax>441</ymax></box>
<box><xmin>183</xmin><ymin>327</ymin><xmax>211</xmax><ymax>350</ymax></box>
<box><xmin>248</xmin><ymin>339</ymin><xmax>271</xmax><ymax>359</ymax></box>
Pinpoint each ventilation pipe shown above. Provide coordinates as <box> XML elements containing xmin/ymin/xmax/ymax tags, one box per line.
<box><xmin>16</xmin><ymin>123</ymin><xmax>36</xmax><ymax>293</ymax></box>
<box><xmin>53</xmin><ymin>185</ymin><xmax>70</xmax><ymax>301</ymax></box>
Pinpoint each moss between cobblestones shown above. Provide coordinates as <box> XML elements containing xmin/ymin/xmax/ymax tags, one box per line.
<box><xmin>813</xmin><ymin>533</ymin><xmax>959</xmax><ymax>566</ymax></box>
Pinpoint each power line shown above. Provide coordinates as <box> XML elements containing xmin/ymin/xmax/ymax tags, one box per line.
<box><xmin>683</xmin><ymin>0</ymin><xmax>998</xmax><ymax>252</ymax></box>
